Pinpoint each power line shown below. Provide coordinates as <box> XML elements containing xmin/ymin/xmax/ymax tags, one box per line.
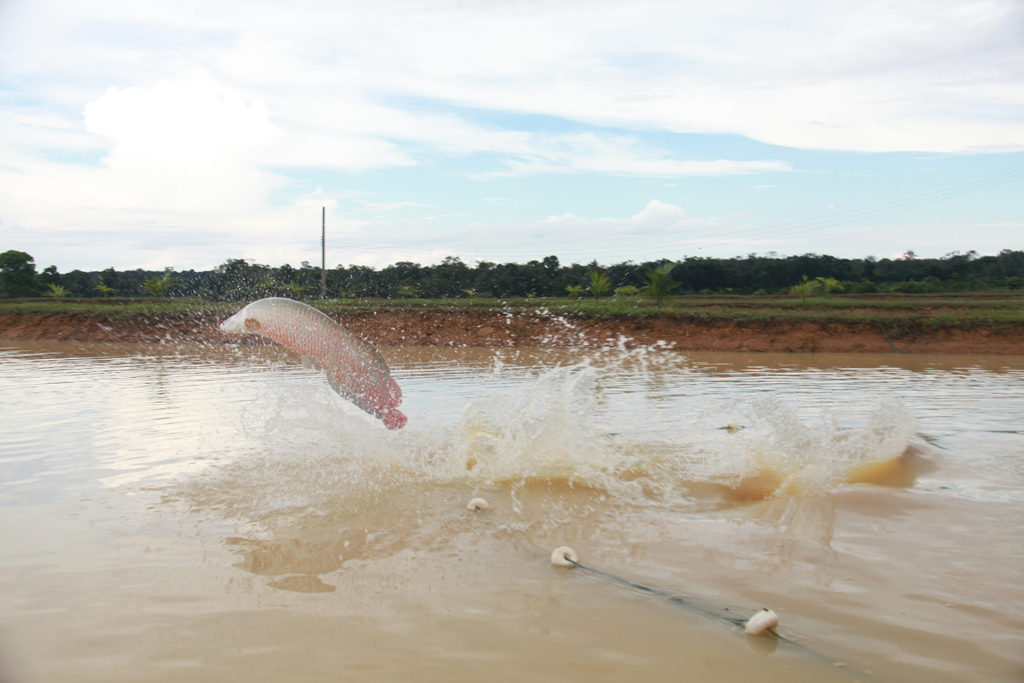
<box><xmin>725</xmin><ymin>162</ymin><xmax>1024</xmax><ymax>242</ymax></box>
<box><xmin>311</xmin><ymin>161</ymin><xmax>1024</xmax><ymax>265</ymax></box>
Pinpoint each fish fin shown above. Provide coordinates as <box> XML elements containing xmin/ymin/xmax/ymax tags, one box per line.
<box><xmin>326</xmin><ymin>371</ymin><xmax>344</xmax><ymax>395</ymax></box>
<box><xmin>326</xmin><ymin>372</ymin><xmax>360</xmax><ymax>405</ymax></box>
<box><xmin>300</xmin><ymin>355</ymin><xmax>316</xmax><ymax>370</ymax></box>
<box><xmin>349</xmin><ymin>334</ymin><xmax>389</xmax><ymax>370</ymax></box>
<box><xmin>326</xmin><ymin>371</ymin><xmax>395</xmax><ymax>425</ymax></box>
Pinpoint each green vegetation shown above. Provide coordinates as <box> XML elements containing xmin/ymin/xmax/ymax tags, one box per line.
<box><xmin>4</xmin><ymin>245</ymin><xmax>1018</xmax><ymax>339</ymax></box>
<box><xmin>0</xmin><ymin>250</ymin><xmax>38</xmax><ymax>298</ymax></box>
<box><xmin>790</xmin><ymin>275</ymin><xmax>844</xmax><ymax>298</ymax></box>
<box><xmin>140</xmin><ymin>270</ymin><xmax>182</xmax><ymax>297</ymax></box>
<box><xmin>0</xmin><ymin>298</ymin><xmax>236</xmax><ymax>318</ymax></box>
<box><xmin>817</xmin><ymin>276</ymin><xmax>844</xmax><ymax>294</ymax></box>
<box><xmin>1</xmin><ymin>292</ymin><xmax>1021</xmax><ymax>334</ymax></box>
<box><xmin>643</xmin><ymin>262</ymin><xmax>682</xmax><ymax>306</ymax></box>
<box><xmin>2</xmin><ymin>249</ymin><xmax>1023</xmax><ymax>302</ymax></box>
<box><xmin>43</xmin><ymin>283</ymin><xmax>69</xmax><ymax>299</ymax></box>
<box><xmin>587</xmin><ymin>269</ymin><xmax>612</xmax><ymax>300</ymax></box>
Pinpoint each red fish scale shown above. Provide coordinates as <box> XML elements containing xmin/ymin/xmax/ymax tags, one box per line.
<box><xmin>232</xmin><ymin>298</ymin><xmax>405</xmax><ymax>427</ymax></box>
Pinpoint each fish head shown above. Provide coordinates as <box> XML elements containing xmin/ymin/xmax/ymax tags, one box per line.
<box><xmin>219</xmin><ymin>305</ymin><xmax>263</xmax><ymax>335</ymax></box>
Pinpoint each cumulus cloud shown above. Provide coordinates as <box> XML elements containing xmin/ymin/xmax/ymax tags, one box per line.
<box><xmin>78</xmin><ymin>78</ymin><xmax>280</xmax><ymax>212</ymax></box>
<box><xmin>294</xmin><ymin>186</ymin><xmax>340</xmax><ymax>211</ymax></box>
<box><xmin>1</xmin><ymin>0</ymin><xmax>1021</xmax><ymax>271</ymax></box>
<box><xmin>539</xmin><ymin>199</ymin><xmax>719</xmax><ymax>236</ymax></box>
<box><xmin>83</xmin><ymin>79</ymin><xmax>275</xmax><ymax>165</ymax></box>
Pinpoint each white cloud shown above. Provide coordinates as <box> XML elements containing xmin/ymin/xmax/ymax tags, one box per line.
<box><xmin>6</xmin><ymin>0</ymin><xmax>1021</xmax><ymax>156</ymax></box>
<box><xmin>294</xmin><ymin>186</ymin><xmax>339</xmax><ymax>211</ymax></box>
<box><xmin>539</xmin><ymin>199</ymin><xmax>718</xmax><ymax>237</ymax></box>
<box><xmin>484</xmin><ymin>155</ymin><xmax>790</xmax><ymax>180</ymax></box>
<box><xmin>251</xmin><ymin>0</ymin><xmax>1020</xmax><ymax>154</ymax></box>
<box><xmin>472</xmin><ymin>132</ymin><xmax>792</xmax><ymax>179</ymax></box>
<box><xmin>0</xmin><ymin>108</ymin><xmax>104</xmax><ymax>159</ymax></box>
<box><xmin>83</xmin><ymin>79</ymin><xmax>275</xmax><ymax>165</ymax></box>
<box><xmin>1</xmin><ymin>0</ymin><xmax>1021</xmax><ymax>272</ymax></box>
<box><xmin>354</xmin><ymin>200</ymin><xmax>431</xmax><ymax>211</ymax></box>
<box><xmin>468</xmin><ymin>199</ymin><xmax>735</xmax><ymax>263</ymax></box>
<box><xmin>74</xmin><ymin>78</ymin><xmax>281</xmax><ymax>212</ymax></box>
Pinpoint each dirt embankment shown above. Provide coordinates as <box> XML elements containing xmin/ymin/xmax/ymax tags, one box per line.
<box><xmin>1</xmin><ymin>310</ymin><xmax>1022</xmax><ymax>354</ymax></box>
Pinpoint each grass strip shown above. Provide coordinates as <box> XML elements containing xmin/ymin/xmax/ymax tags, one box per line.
<box><xmin>1</xmin><ymin>294</ymin><xmax>1021</xmax><ymax>332</ymax></box>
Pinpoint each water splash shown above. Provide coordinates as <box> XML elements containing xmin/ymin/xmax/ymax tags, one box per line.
<box><xmin>708</xmin><ymin>396</ymin><xmax>921</xmax><ymax>500</ymax></box>
<box><xmin>176</xmin><ymin>346</ymin><xmax>926</xmax><ymax>521</ymax></box>
<box><xmin>146</xmin><ymin>344</ymin><xmax>937</xmax><ymax>589</ymax></box>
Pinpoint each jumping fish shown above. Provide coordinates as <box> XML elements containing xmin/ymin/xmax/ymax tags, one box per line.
<box><xmin>220</xmin><ymin>297</ymin><xmax>407</xmax><ymax>429</ymax></box>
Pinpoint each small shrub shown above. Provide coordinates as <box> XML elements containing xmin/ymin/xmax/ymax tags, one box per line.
<box><xmin>44</xmin><ymin>283</ymin><xmax>68</xmax><ymax>298</ymax></box>
<box><xmin>587</xmin><ymin>270</ymin><xmax>612</xmax><ymax>300</ymax></box>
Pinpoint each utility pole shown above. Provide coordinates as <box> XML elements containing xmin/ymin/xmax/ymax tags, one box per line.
<box><xmin>320</xmin><ymin>206</ymin><xmax>326</xmax><ymax>299</ymax></box>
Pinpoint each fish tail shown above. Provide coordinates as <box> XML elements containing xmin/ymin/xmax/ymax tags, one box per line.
<box><xmin>381</xmin><ymin>408</ymin><xmax>407</xmax><ymax>430</ymax></box>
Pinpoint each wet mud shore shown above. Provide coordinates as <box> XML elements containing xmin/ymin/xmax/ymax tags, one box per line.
<box><xmin>1</xmin><ymin>310</ymin><xmax>1021</xmax><ymax>354</ymax></box>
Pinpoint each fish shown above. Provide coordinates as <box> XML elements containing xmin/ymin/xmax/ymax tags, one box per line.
<box><xmin>220</xmin><ymin>297</ymin><xmax>407</xmax><ymax>429</ymax></box>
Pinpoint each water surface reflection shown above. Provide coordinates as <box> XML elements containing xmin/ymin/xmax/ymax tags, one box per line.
<box><xmin>0</xmin><ymin>342</ymin><xmax>1022</xmax><ymax>682</ymax></box>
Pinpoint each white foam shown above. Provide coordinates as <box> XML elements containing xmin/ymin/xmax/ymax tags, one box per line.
<box><xmin>176</xmin><ymin>346</ymin><xmax>924</xmax><ymax>523</ymax></box>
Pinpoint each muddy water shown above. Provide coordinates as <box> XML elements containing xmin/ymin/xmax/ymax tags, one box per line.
<box><xmin>0</xmin><ymin>341</ymin><xmax>1022</xmax><ymax>682</ymax></box>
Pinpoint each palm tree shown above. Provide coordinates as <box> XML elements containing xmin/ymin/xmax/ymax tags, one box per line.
<box><xmin>815</xmin><ymin>276</ymin><xmax>844</xmax><ymax>294</ymax></box>
<box><xmin>789</xmin><ymin>275</ymin><xmax>820</xmax><ymax>299</ymax></box>
<box><xmin>44</xmin><ymin>283</ymin><xmax>68</xmax><ymax>298</ymax></box>
<box><xmin>642</xmin><ymin>262</ymin><xmax>681</xmax><ymax>306</ymax></box>
<box><xmin>141</xmin><ymin>271</ymin><xmax>181</xmax><ymax>297</ymax></box>
<box><xmin>587</xmin><ymin>269</ymin><xmax>612</xmax><ymax>300</ymax></box>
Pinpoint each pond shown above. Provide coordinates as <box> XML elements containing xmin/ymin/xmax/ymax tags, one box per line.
<box><xmin>1</xmin><ymin>340</ymin><xmax>1022</xmax><ymax>682</ymax></box>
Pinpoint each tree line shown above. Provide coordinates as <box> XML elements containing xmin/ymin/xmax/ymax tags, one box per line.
<box><xmin>1</xmin><ymin>249</ymin><xmax>1022</xmax><ymax>300</ymax></box>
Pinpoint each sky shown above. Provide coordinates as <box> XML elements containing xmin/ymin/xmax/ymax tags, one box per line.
<box><xmin>1</xmin><ymin>0</ymin><xmax>1022</xmax><ymax>273</ymax></box>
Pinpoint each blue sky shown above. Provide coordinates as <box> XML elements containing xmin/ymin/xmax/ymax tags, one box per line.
<box><xmin>1</xmin><ymin>0</ymin><xmax>1021</xmax><ymax>272</ymax></box>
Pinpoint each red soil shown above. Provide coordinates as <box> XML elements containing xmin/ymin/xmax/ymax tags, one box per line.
<box><xmin>1</xmin><ymin>310</ymin><xmax>1021</xmax><ymax>354</ymax></box>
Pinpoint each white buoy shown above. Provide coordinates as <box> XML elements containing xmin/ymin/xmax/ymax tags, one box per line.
<box><xmin>550</xmin><ymin>546</ymin><xmax>578</xmax><ymax>567</ymax></box>
<box><xmin>745</xmin><ymin>608</ymin><xmax>779</xmax><ymax>635</ymax></box>
<box><xmin>467</xmin><ymin>497</ymin><xmax>489</xmax><ymax>511</ymax></box>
